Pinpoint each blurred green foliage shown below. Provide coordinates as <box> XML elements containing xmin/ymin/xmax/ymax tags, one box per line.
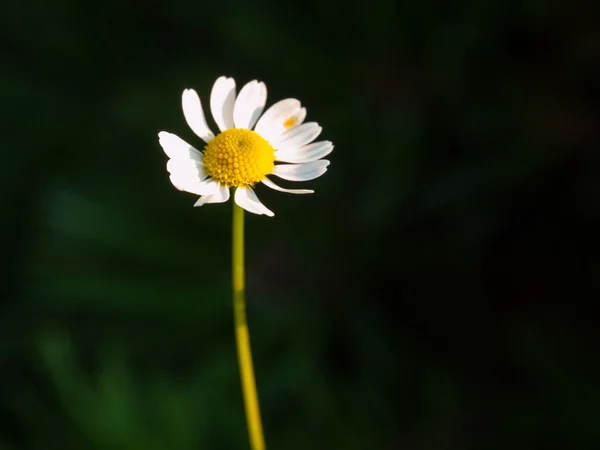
<box><xmin>1</xmin><ymin>0</ymin><xmax>599</xmax><ymax>448</ymax></box>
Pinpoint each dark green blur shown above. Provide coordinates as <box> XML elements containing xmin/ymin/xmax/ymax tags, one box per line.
<box><xmin>1</xmin><ymin>0</ymin><xmax>598</xmax><ymax>449</ymax></box>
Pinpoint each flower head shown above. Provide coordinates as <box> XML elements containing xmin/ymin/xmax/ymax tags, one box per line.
<box><xmin>158</xmin><ymin>76</ymin><xmax>333</xmax><ymax>216</ymax></box>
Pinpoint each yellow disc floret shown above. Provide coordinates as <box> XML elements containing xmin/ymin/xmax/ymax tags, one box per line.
<box><xmin>203</xmin><ymin>129</ymin><xmax>275</xmax><ymax>187</ymax></box>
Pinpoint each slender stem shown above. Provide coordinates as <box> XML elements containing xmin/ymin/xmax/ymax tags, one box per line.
<box><xmin>232</xmin><ymin>201</ymin><xmax>266</xmax><ymax>450</ymax></box>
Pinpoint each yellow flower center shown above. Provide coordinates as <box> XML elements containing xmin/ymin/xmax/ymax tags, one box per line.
<box><xmin>203</xmin><ymin>129</ymin><xmax>275</xmax><ymax>187</ymax></box>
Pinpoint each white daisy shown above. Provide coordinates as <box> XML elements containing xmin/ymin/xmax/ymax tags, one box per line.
<box><xmin>158</xmin><ymin>76</ymin><xmax>333</xmax><ymax>217</ymax></box>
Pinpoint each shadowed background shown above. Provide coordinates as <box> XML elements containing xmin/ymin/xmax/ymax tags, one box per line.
<box><xmin>1</xmin><ymin>0</ymin><xmax>599</xmax><ymax>449</ymax></box>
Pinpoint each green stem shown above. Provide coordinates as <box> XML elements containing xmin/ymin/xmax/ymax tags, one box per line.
<box><xmin>232</xmin><ymin>200</ymin><xmax>266</xmax><ymax>450</ymax></box>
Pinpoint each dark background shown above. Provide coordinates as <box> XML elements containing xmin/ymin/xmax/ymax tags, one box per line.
<box><xmin>1</xmin><ymin>0</ymin><xmax>599</xmax><ymax>449</ymax></box>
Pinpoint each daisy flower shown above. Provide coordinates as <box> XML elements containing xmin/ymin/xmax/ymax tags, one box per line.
<box><xmin>158</xmin><ymin>76</ymin><xmax>333</xmax><ymax>217</ymax></box>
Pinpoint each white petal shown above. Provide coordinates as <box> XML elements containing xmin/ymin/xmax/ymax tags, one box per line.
<box><xmin>181</xmin><ymin>90</ymin><xmax>215</xmax><ymax>143</ymax></box>
<box><xmin>275</xmin><ymin>141</ymin><xmax>334</xmax><ymax>163</ymax></box>
<box><xmin>193</xmin><ymin>183</ymin><xmax>230</xmax><ymax>206</ymax></box>
<box><xmin>234</xmin><ymin>186</ymin><xmax>274</xmax><ymax>217</ymax></box>
<box><xmin>158</xmin><ymin>132</ymin><xmax>203</xmax><ymax>161</ymax></box>
<box><xmin>210</xmin><ymin>76</ymin><xmax>236</xmax><ymax>132</ymax></box>
<box><xmin>166</xmin><ymin>158</ymin><xmax>207</xmax><ymax>181</ymax></box>
<box><xmin>271</xmin><ymin>122</ymin><xmax>322</xmax><ymax>151</ymax></box>
<box><xmin>261</xmin><ymin>106</ymin><xmax>307</xmax><ymax>141</ymax></box>
<box><xmin>233</xmin><ymin>80</ymin><xmax>267</xmax><ymax>130</ymax></box>
<box><xmin>261</xmin><ymin>177</ymin><xmax>313</xmax><ymax>194</ymax></box>
<box><xmin>291</xmin><ymin>107</ymin><xmax>307</xmax><ymax>128</ymax></box>
<box><xmin>254</xmin><ymin>98</ymin><xmax>302</xmax><ymax>141</ymax></box>
<box><xmin>170</xmin><ymin>176</ymin><xmax>220</xmax><ymax>196</ymax></box>
<box><xmin>272</xmin><ymin>160</ymin><xmax>330</xmax><ymax>182</ymax></box>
